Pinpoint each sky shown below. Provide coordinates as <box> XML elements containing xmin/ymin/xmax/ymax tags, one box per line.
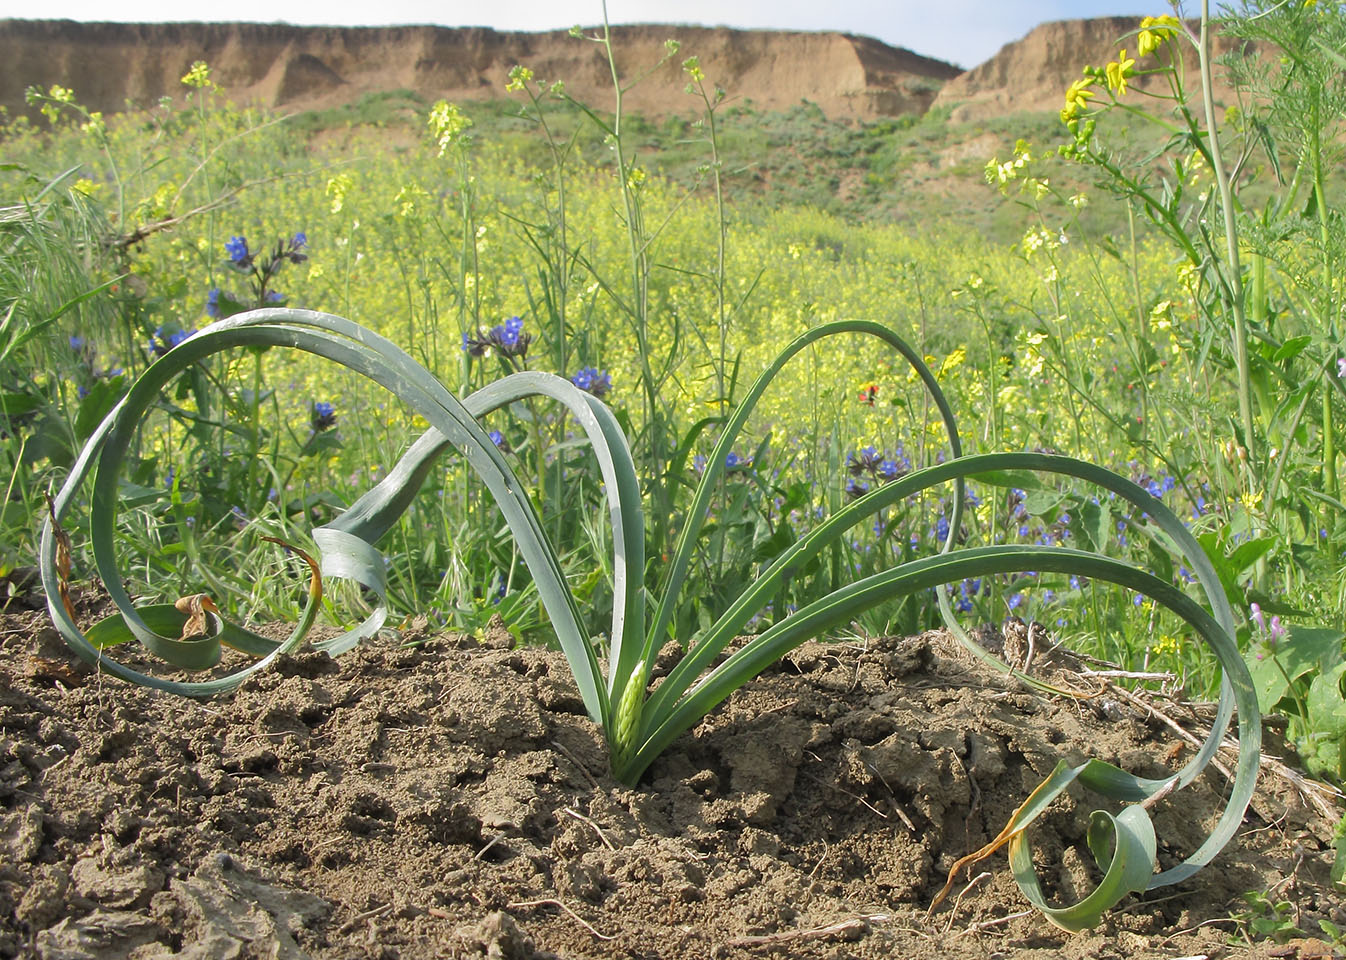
<box><xmin>0</xmin><ymin>1</ymin><xmax>1155</xmax><ymax>69</ymax></box>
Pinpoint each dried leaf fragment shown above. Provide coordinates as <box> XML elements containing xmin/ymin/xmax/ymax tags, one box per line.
<box><xmin>174</xmin><ymin>594</ymin><xmax>219</xmax><ymax>642</ymax></box>
<box><xmin>44</xmin><ymin>494</ymin><xmax>77</xmax><ymax>622</ymax></box>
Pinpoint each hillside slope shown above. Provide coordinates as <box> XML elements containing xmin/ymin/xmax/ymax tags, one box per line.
<box><xmin>0</xmin><ymin>20</ymin><xmax>961</xmax><ymax>122</ymax></box>
<box><xmin>933</xmin><ymin>17</ymin><xmax>1251</xmax><ymax>121</ymax></box>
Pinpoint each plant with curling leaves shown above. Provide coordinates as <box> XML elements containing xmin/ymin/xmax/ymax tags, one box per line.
<box><xmin>40</xmin><ymin>308</ymin><xmax>1259</xmax><ymax>931</ymax></box>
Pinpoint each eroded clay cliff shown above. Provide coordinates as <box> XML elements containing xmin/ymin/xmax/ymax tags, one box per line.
<box><xmin>0</xmin><ymin>20</ymin><xmax>962</xmax><ymax>121</ymax></box>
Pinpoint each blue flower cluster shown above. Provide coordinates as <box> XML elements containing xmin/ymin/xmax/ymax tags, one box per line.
<box><xmin>949</xmin><ymin>577</ymin><xmax>982</xmax><ymax>613</ymax></box>
<box><xmin>147</xmin><ymin>325</ymin><xmax>197</xmax><ymax>358</ymax></box>
<box><xmin>462</xmin><ymin>315</ymin><xmax>531</xmax><ymax>359</ymax></box>
<box><xmin>310</xmin><ymin>401</ymin><xmax>337</xmax><ymax>433</ymax></box>
<box><xmin>692</xmin><ymin>451</ymin><xmax>752</xmax><ymax>475</ymax></box>
<box><xmin>209</xmin><ymin>233</ymin><xmax>307</xmax><ymax>318</ymax></box>
<box><xmin>226</xmin><ymin>232</ymin><xmax>307</xmax><ymax>272</ymax></box>
<box><xmin>844</xmin><ymin>445</ymin><xmax>912</xmax><ymax>500</ymax></box>
<box><xmin>225</xmin><ymin>235</ymin><xmax>252</xmax><ymax>269</ymax></box>
<box><xmin>570</xmin><ymin>366</ymin><xmax>612</xmax><ymax>398</ymax></box>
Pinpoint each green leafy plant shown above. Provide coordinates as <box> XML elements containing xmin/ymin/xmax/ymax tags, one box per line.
<box><xmin>1232</xmin><ymin>889</ymin><xmax>1304</xmax><ymax>944</ymax></box>
<box><xmin>40</xmin><ymin>307</ymin><xmax>1259</xmax><ymax>931</ymax></box>
<box><xmin>1245</xmin><ymin>618</ymin><xmax>1346</xmax><ymax>780</ymax></box>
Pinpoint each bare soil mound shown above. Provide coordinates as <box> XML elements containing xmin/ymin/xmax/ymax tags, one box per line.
<box><xmin>0</xmin><ymin>599</ymin><xmax>1340</xmax><ymax>959</ymax></box>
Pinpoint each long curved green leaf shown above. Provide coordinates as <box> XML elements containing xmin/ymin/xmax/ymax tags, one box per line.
<box><xmin>644</xmin><ymin>319</ymin><xmax>965</xmax><ymax>669</ymax></box>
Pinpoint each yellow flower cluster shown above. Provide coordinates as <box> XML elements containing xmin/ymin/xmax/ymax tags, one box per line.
<box><xmin>1061</xmin><ymin>16</ymin><xmax>1181</xmax><ymax>124</ymax></box>
<box><xmin>505</xmin><ymin>65</ymin><xmax>533</xmax><ymax>93</ymax></box>
<box><xmin>1153</xmin><ymin>634</ymin><xmax>1182</xmax><ymax>657</ymax></box>
<box><xmin>428</xmin><ymin>100</ymin><xmax>473</xmax><ymax>156</ymax></box>
<box><xmin>181</xmin><ymin>61</ymin><xmax>212</xmax><ymax>90</ymax></box>
<box><xmin>1137</xmin><ymin>15</ymin><xmax>1182</xmax><ymax>57</ymax></box>
<box><xmin>326</xmin><ymin>173</ymin><xmax>354</xmax><ymax>215</ymax></box>
<box><xmin>1105</xmin><ymin>49</ymin><xmax>1137</xmax><ymax>94</ymax></box>
<box><xmin>984</xmin><ymin>139</ymin><xmax>1034</xmax><ymax>193</ymax></box>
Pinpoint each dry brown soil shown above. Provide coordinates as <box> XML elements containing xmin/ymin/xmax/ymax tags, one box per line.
<box><xmin>0</xmin><ymin>596</ymin><xmax>1341</xmax><ymax>960</ymax></box>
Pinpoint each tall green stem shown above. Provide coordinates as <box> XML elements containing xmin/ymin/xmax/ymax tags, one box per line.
<box><xmin>1311</xmin><ymin>110</ymin><xmax>1338</xmax><ymax>505</ymax></box>
<box><xmin>1197</xmin><ymin>1</ymin><xmax>1255</xmax><ymax>464</ymax></box>
<box><xmin>598</xmin><ymin>5</ymin><xmax>674</xmax><ymax>557</ymax></box>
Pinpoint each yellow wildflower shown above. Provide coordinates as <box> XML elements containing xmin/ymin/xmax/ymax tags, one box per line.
<box><xmin>1105</xmin><ymin>49</ymin><xmax>1136</xmax><ymax>94</ymax></box>
<box><xmin>326</xmin><ymin>173</ymin><xmax>354</xmax><ymax>215</ymax></box>
<box><xmin>1061</xmin><ymin>77</ymin><xmax>1096</xmax><ymax>122</ymax></box>
<box><xmin>180</xmin><ymin>61</ymin><xmax>212</xmax><ymax>89</ymax></box>
<box><xmin>1137</xmin><ymin>15</ymin><xmax>1181</xmax><ymax>57</ymax></box>
<box><xmin>428</xmin><ymin>100</ymin><xmax>473</xmax><ymax>156</ymax></box>
<box><xmin>939</xmin><ymin>347</ymin><xmax>967</xmax><ymax>377</ymax></box>
<box><xmin>1154</xmin><ymin>635</ymin><xmax>1181</xmax><ymax>657</ymax></box>
<box><xmin>505</xmin><ymin>65</ymin><xmax>533</xmax><ymax>93</ymax></box>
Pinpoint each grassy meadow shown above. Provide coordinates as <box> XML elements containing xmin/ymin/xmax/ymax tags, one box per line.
<box><xmin>3</xmin><ymin>6</ymin><xmax>1345</xmax><ymax>786</ymax></box>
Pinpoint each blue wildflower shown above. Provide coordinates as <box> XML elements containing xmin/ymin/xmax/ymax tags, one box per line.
<box><xmin>876</xmin><ymin>458</ymin><xmax>905</xmax><ymax>482</ymax></box>
<box><xmin>1008</xmin><ymin>592</ymin><xmax>1025</xmax><ymax>610</ymax></box>
<box><xmin>206</xmin><ymin>288</ymin><xmax>222</xmax><ymax>318</ymax></box>
<box><xmin>266</xmin><ymin>290</ymin><xmax>285</xmax><ymax>303</ymax></box>
<box><xmin>848</xmin><ymin>446</ymin><xmax>882</xmax><ymax>475</ymax></box>
<box><xmin>147</xmin><ymin>326</ymin><xmax>196</xmax><ymax>358</ymax></box>
<box><xmin>311</xmin><ymin>401</ymin><xmax>337</xmax><ymax>432</ymax></box>
<box><xmin>281</xmin><ymin>231</ymin><xmax>308</xmax><ymax>265</ymax></box>
<box><xmin>479</xmin><ymin>316</ymin><xmax>530</xmax><ymax>358</ymax></box>
<box><xmin>845</xmin><ymin>477</ymin><xmax>869</xmax><ymax>500</ymax></box>
<box><xmin>570</xmin><ymin>366</ymin><xmax>612</xmax><ymax>398</ymax></box>
<box><xmin>225</xmin><ymin>235</ymin><xmax>252</xmax><ymax>268</ymax></box>
<box><xmin>725</xmin><ymin>451</ymin><xmax>751</xmax><ymax>472</ymax></box>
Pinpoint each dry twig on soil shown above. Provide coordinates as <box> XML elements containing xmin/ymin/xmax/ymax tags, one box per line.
<box><xmin>723</xmin><ymin>913</ymin><xmax>891</xmax><ymax>949</ymax></box>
